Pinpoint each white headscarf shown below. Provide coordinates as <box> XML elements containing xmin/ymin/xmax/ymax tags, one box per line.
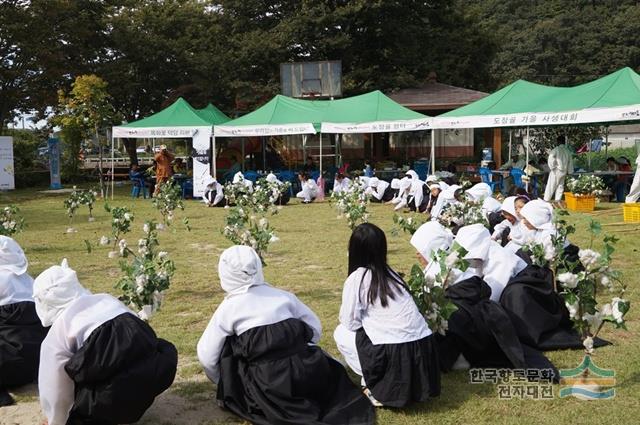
<box><xmin>520</xmin><ymin>199</ymin><xmax>555</xmax><ymax>230</ymax></box>
<box><xmin>0</xmin><ymin>235</ymin><xmax>28</xmax><ymax>275</ymax></box>
<box><xmin>266</xmin><ymin>173</ymin><xmax>280</xmax><ymax>184</ymax></box>
<box><xmin>500</xmin><ymin>196</ymin><xmax>518</xmax><ymax>218</ymax></box>
<box><xmin>368</xmin><ymin>177</ymin><xmax>380</xmax><ymax>188</ymax></box>
<box><xmin>405</xmin><ymin>170</ymin><xmax>419</xmax><ymax>180</ymax></box>
<box><xmin>0</xmin><ymin>236</ymin><xmax>34</xmax><ymax>306</ymax></box>
<box><xmin>426</xmin><ymin>175</ymin><xmax>438</xmax><ymax>183</ymax></box>
<box><xmin>33</xmin><ymin>259</ymin><xmax>91</xmax><ymax>327</ymax></box>
<box><xmin>399</xmin><ymin>177</ymin><xmax>412</xmax><ymax>193</ymax></box>
<box><xmin>410</xmin><ymin>222</ymin><xmax>453</xmax><ymax>261</ymax></box>
<box><xmin>232</xmin><ymin>171</ymin><xmax>245</xmax><ymax>184</ymax></box>
<box><xmin>428</xmin><ymin>182</ymin><xmax>441</xmax><ymax>191</ymax></box>
<box><xmin>466</xmin><ymin>182</ymin><xmax>493</xmax><ymax>201</ymax></box>
<box><xmin>390</xmin><ymin>178</ymin><xmax>402</xmax><ymax>190</ymax></box>
<box><xmin>218</xmin><ymin>245</ymin><xmax>266</xmax><ymax>297</ymax></box>
<box><xmin>482</xmin><ymin>196</ymin><xmax>503</xmax><ymax>214</ymax></box>
<box><xmin>455</xmin><ymin>224</ymin><xmax>492</xmax><ymax>260</ymax></box>
<box><xmin>202</xmin><ymin>174</ymin><xmax>216</xmax><ymax>188</ymax></box>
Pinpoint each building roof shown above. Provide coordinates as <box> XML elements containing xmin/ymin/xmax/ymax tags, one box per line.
<box><xmin>387</xmin><ymin>79</ymin><xmax>488</xmax><ymax>112</ymax></box>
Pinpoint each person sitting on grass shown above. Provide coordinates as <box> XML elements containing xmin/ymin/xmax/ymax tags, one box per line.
<box><xmin>365</xmin><ymin>177</ymin><xmax>394</xmax><ymax>203</ymax></box>
<box><xmin>296</xmin><ymin>171</ymin><xmax>319</xmax><ymax>203</ymax></box>
<box><xmin>0</xmin><ymin>236</ymin><xmax>49</xmax><ymax>407</ymax></box>
<box><xmin>333</xmin><ymin>172</ymin><xmax>352</xmax><ymax>194</ymax></box>
<box><xmin>266</xmin><ymin>172</ymin><xmax>291</xmax><ymax>205</ymax></box>
<box><xmin>491</xmin><ymin>196</ymin><xmax>527</xmax><ymax>246</ymax></box>
<box><xmin>33</xmin><ymin>260</ymin><xmax>177</xmax><ymax>425</ymax></box>
<box><xmin>202</xmin><ymin>175</ymin><xmax>225</xmax><ymax>207</ymax></box>
<box><xmin>334</xmin><ymin>223</ymin><xmax>440</xmax><ymax>408</ymax></box>
<box><xmin>197</xmin><ymin>245</ymin><xmax>374</xmax><ymax>425</ymax></box>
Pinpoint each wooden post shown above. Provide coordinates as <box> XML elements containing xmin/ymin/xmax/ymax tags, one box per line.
<box><xmin>493</xmin><ymin>128</ymin><xmax>502</xmax><ymax>167</ymax></box>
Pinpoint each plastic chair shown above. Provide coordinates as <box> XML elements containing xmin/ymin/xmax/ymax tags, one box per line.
<box><xmin>510</xmin><ymin>168</ymin><xmax>525</xmax><ymax>189</ymax></box>
<box><xmin>181</xmin><ymin>179</ymin><xmax>193</xmax><ymax>199</ymax></box>
<box><xmin>243</xmin><ymin>171</ymin><xmax>259</xmax><ymax>183</ymax></box>
<box><xmin>131</xmin><ymin>178</ymin><xmax>149</xmax><ymax>199</ymax></box>
<box><xmin>478</xmin><ymin>167</ymin><xmax>497</xmax><ymax>193</ymax></box>
<box><xmin>277</xmin><ymin>170</ymin><xmax>297</xmax><ymax>196</ymax></box>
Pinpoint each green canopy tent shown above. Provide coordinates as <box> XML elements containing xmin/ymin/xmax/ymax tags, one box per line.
<box><xmin>320</xmin><ymin>90</ymin><xmax>433</xmax><ymax>171</ymax></box>
<box><xmin>213</xmin><ymin>94</ymin><xmax>331</xmax><ymax>179</ymax></box>
<box><xmin>112</xmin><ymin>97</ymin><xmax>230</xmax><ymax>197</ymax></box>
<box><xmin>434</xmin><ymin>67</ymin><xmax>640</xmax><ymax>175</ymax></box>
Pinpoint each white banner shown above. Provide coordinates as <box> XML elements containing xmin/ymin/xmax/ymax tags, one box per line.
<box><xmin>433</xmin><ymin>104</ymin><xmax>640</xmax><ymax>129</ymax></box>
<box><xmin>191</xmin><ymin>131</ymin><xmax>211</xmax><ymax>197</ymax></box>
<box><xmin>0</xmin><ymin>137</ymin><xmax>15</xmax><ymax>190</ymax></box>
<box><xmin>321</xmin><ymin>118</ymin><xmax>432</xmax><ymax>134</ymax></box>
<box><xmin>112</xmin><ymin>126</ymin><xmax>212</xmax><ymax>138</ymax></box>
<box><xmin>213</xmin><ymin>123</ymin><xmax>316</xmax><ymax>137</ymax></box>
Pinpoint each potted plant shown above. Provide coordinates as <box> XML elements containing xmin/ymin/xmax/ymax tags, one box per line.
<box><xmin>565</xmin><ymin>175</ymin><xmax>605</xmax><ymax>212</ymax></box>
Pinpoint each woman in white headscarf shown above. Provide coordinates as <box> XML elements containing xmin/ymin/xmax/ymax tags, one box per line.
<box><xmin>198</xmin><ymin>245</ymin><xmax>374</xmax><ymax>424</ymax></box>
<box><xmin>455</xmin><ymin>224</ymin><xmax>527</xmax><ymax>302</ymax></box>
<box><xmin>405</xmin><ymin>170</ymin><xmax>428</xmax><ymax>212</ymax></box>
<box><xmin>34</xmin><ymin>260</ymin><xmax>177</xmax><ymax>425</ymax></box>
<box><xmin>264</xmin><ymin>172</ymin><xmax>291</xmax><ymax>205</ymax></box>
<box><xmin>390</xmin><ymin>177</ymin><xmax>412</xmax><ymax>211</ymax></box>
<box><xmin>202</xmin><ymin>175</ymin><xmax>225</xmax><ymax>207</ymax></box>
<box><xmin>232</xmin><ymin>171</ymin><xmax>254</xmax><ymax>193</ymax></box>
<box><xmin>409</xmin><ymin>225</ymin><xmax>554</xmax><ymax>375</ymax></box>
<box><xmin>492</xmin><ymin>196</ymin><xmax>521</xmax><ymax>245</ymax></box>
<box><xmin>365</xmin><ymin>177</ymin><xmax>393</xmax><ymax>203</ymax></box>
<box><xmin>296</xmin><ymin>171</ymin><xmax>319</xmax><ymax>203</ymax></box>
<box><xmin>332</xmin><ymin>172</ymin><xmax>352</xmax><ymax>194</ymax></box>
<box><xmin>0</xmin><ymin>236</ymin><xmax>48</xmax><ymax>407</ymax></box>
<box><xmin>430</xmin><ymin>184</ymin><xmax>463</xmax><ymax>221</ymax></box>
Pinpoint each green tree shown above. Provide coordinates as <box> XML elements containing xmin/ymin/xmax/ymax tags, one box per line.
<box><xmin>53</xmin><ymin>74</ymin><xmax>118</xmax><ymax>195</ymax></box>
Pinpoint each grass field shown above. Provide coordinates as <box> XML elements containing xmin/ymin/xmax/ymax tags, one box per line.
<box><xmin>1</xmin><ymin>186</ymin><xmax>639</xmax><ymax>425</ymax></box>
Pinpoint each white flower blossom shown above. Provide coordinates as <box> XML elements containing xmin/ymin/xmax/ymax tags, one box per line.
<box><xmin>557</xmin><ymin>272</ymin><xmax>579</xmax><ymax>289</ymax></box>
<box><xmin>445</xmin><ymin>251</ymin><xmax>459</xmax><ymax>268</ymax></box>
<box><xmin>156</xmin><ymin>223</ymin><xmax>165</xmax><ymax>231</ymax></box>
<box><xmin>158</xmin><ymin>251</ymin><xmax>168</xmax><ymax>260</ymax></box>
<box><xmin>565</xmin><ymin>300</ymin><xmax>579</xmax><ymax>319</ymax></box>
<box><xmin>143</xmin><ymin>223</ymin><xmax>150</xmax><ymax>233</ymax></box>
<box><xmin>98</xmin><ymin>235</ymin><xmax>109</xmax><ymax>246</ymax></box>
<box><xmin>582</xmin><ymin>312</ymin><xmax>603</xmax><ymax>330</ymax></box>
<box><xmin>135</xmin><ymin>274</ymin><xmax>148</xmax><ymax>287</ymax></box>
<box><xmin>611</xmin><ymin>297</ymin><xmax>626</xmax><ymax>323</ymax></box>
<box><xmin>124</xmin><ymin>213</ymin><xmax>132</xmax><ymax>221</ymax></box>
<box><xmin>583</xmin><ymin>336</ymin><xmax>594</xmax><ymax>354</ymax></box>
<box><xmin>600</xmin><ymin>275</ymin><xmax>611</xmax><ymax>288</ymax></box>
<box><xmin>138</xmin><ymin>305</ymin><xmax>153</xmax><ymax>320</ymax></box>
<box><xmin>578</xmin><ymin>249</ymin><xmax>602</xmax><ymax>271</ymax></box>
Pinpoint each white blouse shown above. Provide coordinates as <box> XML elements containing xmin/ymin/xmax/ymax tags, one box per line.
<box><xmin>39</xmin><ymin>294</ymin><xmax>132</xmax><ymax>425</ymax></box>
<box><xmin>197</xmin><ymin>284</ymin><xmax>322</xmax><ymax>384</ymax></box>
<box><xmin>338</xmin><ymin>267</ymin><xmax>431</xmax><ymax>345</ymax></box>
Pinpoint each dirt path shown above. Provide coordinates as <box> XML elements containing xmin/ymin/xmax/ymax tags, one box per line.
<box><xmin>0</xmin><ymin>384</ymin><xmax>239</xmax><ymax>425</ymax></box>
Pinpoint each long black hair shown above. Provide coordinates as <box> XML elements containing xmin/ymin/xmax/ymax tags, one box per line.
<box><xmin>348</xmin><ymin>223</ymin><xmax>407</xmax><ymax>308</ymax></box>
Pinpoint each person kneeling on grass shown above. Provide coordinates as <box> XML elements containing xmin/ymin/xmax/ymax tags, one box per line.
<box><xmin>202</xmin><ymin>175</ymin><xmax>225</xmax><ymax>207</ymax></box>
<box><xmin>197</xmin><ymin>245</ymin><xmax>374</xmax><ymax>425</ymax></box>
<box><xmin>334</xmin><ymin>223</ymin><xmax>440</xmax><ymax>408</ymax></box>
<box><xmin>33</xmin><ymin>260</ymin><xmax>177</xmax><ymax>425</ymax></box>
<box><xmin>0</xmin><ymin>236</ymin><xmax>49</xmax><ymax>407</ymax></box>
<box><xmin>296</xmin><ymin>171</ymin><xmax>319</xmax><ymax>203</ymax></box>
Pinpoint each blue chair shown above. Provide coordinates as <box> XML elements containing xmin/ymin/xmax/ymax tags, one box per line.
<box><xmin>310</xmin><ymin>170</ymin><xmax>320</xmax><ymax>181</ymax></box>
<box><xmin>510</xmin><ymin>168</ymin><xmax>525</xmax><ymax>189</ymax></box>
<box><xmin>243</xmin><ymin>171</ymin><xmax>259</xmax><ymax>183</ymax></box>
<box><xmin>181</xmin><ymin>179</ymin><xmax>193</xmax><ymax>199</ymax></box>
<box><xmin>277</xmin><ymin>170</ymin><xmax>297</xmax><ymax>196</ymax></box>
<box><xmin>130</xmin><ymin>177</ymin><xmax>149</xmax><ymax>199</ymax></box>
<box><xmin>413</xmin><ymin>160</ymin><xmax>430</xmax><ymax>181</ymax></box>
<box><xmin>478</xmin><ymin>167</ymin><xmax>497</xmax><ymax>193</ymax></box>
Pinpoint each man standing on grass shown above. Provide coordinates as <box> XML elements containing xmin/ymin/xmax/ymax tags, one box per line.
<box><xmin>544</xmin><ymin>135</ymin><xmax>574</xmax><ymax>204</ymax></box>
<box><xmin>154</xmin><ymin>145</ymin><xmax>174</xmax><ymax>196</ymax></box>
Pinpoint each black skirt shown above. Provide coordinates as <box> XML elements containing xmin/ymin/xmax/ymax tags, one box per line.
<box><xmin>64</xmin><ymin>313</ymin><xmax>178</xmax><ymax>425</ymax></box>
<box><xmin>501</xmin><ymin>264</ymin><xmax>608</xmax><ymax>351</ymax></box>
<box><xmin>440</xmin><ymin>277</ymin><xmax>558</xmax><ymax>379</ymax></box>
<box><xmin>217</xmin><ymin>318</ymin><xmax>374</xmax><ymax>425</ymax></box>
<box><xmin>0</xmin><ymin>301</ymin><xmax>49</xmax><ymax>389</ymax></box>
<box><xmin>355</xmin><ymin>329</ymin><xmax>440</xmax><ymax>408</ymax></box>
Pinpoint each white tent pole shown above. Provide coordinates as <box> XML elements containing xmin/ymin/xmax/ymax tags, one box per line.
<box><xmin>303</xmin><ymin>134</ymin><xmax>307</xmax><ymax>168</ymax></box>
<box><xmin>241</xmin><ymin>139</ymin><xmax>245</xmax><ymax>172</ymax></box>
<box><xmin>525</xmin><ymin>126</ymin><xmax>530</xmax><ymax>192</ymax></box>
<box><xmin>319</xmin><ymin>132</ymin><xmax>323</xmax><ymax>176</ymax></box>
<box><xmin>430</xmin><ymin>129</ymin><xmax>436</xmax><ymax>174</ymax></box>
<box><xmin>110</xmin><ymin>132</ymin><xmax>115</xmax><ymax>200</ymax></box>
<box><xmin>262</xmin><ymin>136</ymin><xmax>267</xmax><ymax>171</ymax></box>
<box><xmin>212</xmin><ymin>135</ymin><xmax>217</xmax><ymax>179</ymax></box>
<box><xmin>508</xmin><ymin>130</ymin><xmax>512</xmax><ymax>162</ymax></box>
